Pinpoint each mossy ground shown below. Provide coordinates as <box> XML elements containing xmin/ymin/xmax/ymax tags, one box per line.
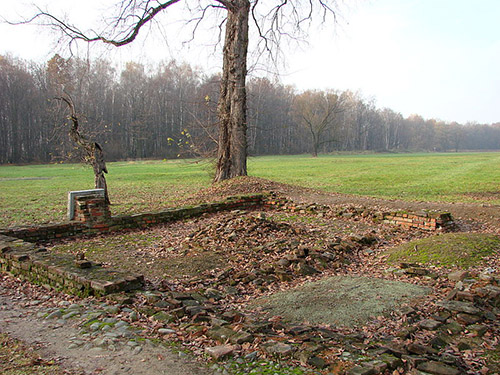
<box><xmin>385</xmin><ymin>233</ymin><xmax>500</xmax><ymax>268</ymax></box>
<box><xmin>253</xmin><ymin>276</ymin><xmax>429</xmax><ymax>328</ymax></box>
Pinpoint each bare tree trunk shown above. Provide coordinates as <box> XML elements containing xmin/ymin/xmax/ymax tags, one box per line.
<box><xmin>58</xmin><ymin>97</ymin><xmax>111</xmax><ymax>204</ymax></box>
<box><xmin>214</xmin><ymin>0</ymin><xmax>249</xmax><ymax>182</ymax></box>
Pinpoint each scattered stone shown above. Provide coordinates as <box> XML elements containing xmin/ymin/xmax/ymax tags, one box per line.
<box><xmin>479</xmin><ymin>272</ymin><xmax>494</xmax><ymax>282</ymax></box>
<box><xmin>404</xmin><ymin>267</ymin><xmax>430</xmax><ymax>276</ymax></box>
<box><xmin>382</xmin><ymin>342</ymin><xmax>407</xmax><ymax>358</ymax></box>
<box><xmin>437</xmin><ymin>300</ymin><xmax>481</xmax><ymax>315</ymax></box>
<box><xmin>185</xmin><ymin>306</ymin><xmax>205</xmax><ymax>316</ymax></box>
<box><xmin>276</xmin><ymin>271</ymin><xmax>292</xmax><ymax>282</ymax></box>
<box><xmin>418</xmin><ymin>319</ymin><xmax>442</xmax><ymax>330</ymax></box>
<box><xmin>129</xmin><ymin>311</ymin><xmax>139</xmax><ymax>322</ymax></box>
<box><xmin>182</xmin><ymin>299</ymin><xmax>200</xmax><ymax>307</ymax></box>
<box><xmin>204</xmin><ymin>288</ymin><xmax>223</xmax><ymax>300</ymax></box>
<box><xmin>152</xmin><ymin>311</ymin><xmax>175</xmax><ymax>323</ymax></box>
<box><xmin>296</xmin><ymin>262</ymin><xmax>318</xmax><ymax>276</ymax></box>
<box><xmin>46</xmin><ymin>310</ymin><xmax>62</xmax><ymax>319</ymax></box>
<box><xmin>287</xmin><ymin>325</ymin><xmax>311</xmax><ymax>336</ymax></box>
<box><xmin>456</xmin><ymin>313</ymin><xmax>481</xmax><ymax>325</ymax></box>
<box><xmin>75</xmin><ymin>260</ymin><xmax>92</xmax><ymax>269</ymax></box>
<box><xmin>417</xmin><ymin>361</ymin><xmax>460</xmax><ymax>375</ymax></box>
<box><xmin>379</xmin><ymin>353</ymin><xmax>403</xmax><ymax>369</ymax></box>
<box><xmin>158</xmin><ymin>328</ymin><xmax>176</xmax><ymax>335</ymax></box>
<box><xmin>189</xmin><ymin>292</ymin><xmax>208</xmax><ymax>303</ymax></box>
<box><xmin>62</xmin><ymin>311</ymin><xmax>80</xmax><ymax>319</ymax></box>
<box><xmin>115</xmin><ymin>321</ymin><xmax>129</xmax><ymax>329</ymax></box>
<box><xmin>442</xmin><ymin>321</ymin><xmax>462</xmax><ymax>335</ymax></box>
<box><xmin>448</xmin><ymin>271</ymin><xmax>469</xmax><ymax>282</ymax></box>
<box><xmin>132</xmin><ymin>346</ymin><xmax>142</xmax><ymax>355</ymax></box>
<box><xmin>262</xmin><ymin>341</ymin><xmax>294</xmax><ymax>356</ymax></box>
<box><xmin>407</xmin><ymin>343</ymin><xmax>437</xmax><ymax>355</ymax></box>
<box><xmin>347</xmin><ymin>365</ymin><xmax>376</xmax><ymax>375</ymax></box>
<box><xmin>104</xmin><ymin>305</ymin><xmax>120</xmax><ymax>314</ymax></box>
<box><xmin>276</xmin><ymin>258</ymin><xmax>291</xmax><ymax>268</ymax></box>
<box><xmin>171</xmin><ymin>292</ymin><xmax>192</xmax><ymax>300</ymax></box>
<box><xmin>429</xmin><ymin>335</ymin><xmax>448</xmax><ymax>349</ymax></box>
<box><xmin>221</xmin><ymin>310</ymin><xmax>243</xmax><ymax>322</ymax></box>
<box><xmin>154</xmin><ymin>300</ymin><xmax>172</xmax><ymax>308</ymax></box>
<box><xmin>205</xmin><ymin>345</ymin><xmax>234</xmax><ymax>359</ymax></box>
<box><xmin>457</xmin><ymin>341</ymin><xmax>471</xmax><ymax>351</ymax></box>
<box><xmin>402</xmin><ymin>355</ymin><xmax>427</xmax><ymax>368</ymax></box>
<box><xmin>307</xmin><ymin>356</ymin><xmax>327</xmax><ymax>369</ymax></box>
<box><xmin>89</xmin><ymin>322</ymin><xmax>101</xmax><ymax>331</ymax></box>
<box><xmin>244</xmin><ymin>351</ymin><xmax>259</xmax><ymax>361</ymax></box>
<box><xmin>362</xmin><ymin>360</ymin><xmax>388</xmax><ymax>373</ymax></box>
<box><xmin>207</xmin><ymin>326</ymin><xmax>236</xmax><ymax>343</ymax></box>
<box><xmin>467</xmin><ymin>324</ymin><xmax>488</xmax><ymax>336</ymax></box>
<box><xmin>229</xmin><ymin>330</ymin><xmax>253</xmax><ymax>345</ymax></box>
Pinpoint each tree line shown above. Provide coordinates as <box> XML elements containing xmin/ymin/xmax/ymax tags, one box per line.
<box><xmin>1</xmin><ymin>54</ymin><xmax>499</xmax><ymax>164</ymax></box>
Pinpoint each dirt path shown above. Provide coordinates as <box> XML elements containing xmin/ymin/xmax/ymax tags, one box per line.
<box><xmin>0</xmin><ymin>277</ymin><xmax>213</xmax><ymax>375</ymax></box>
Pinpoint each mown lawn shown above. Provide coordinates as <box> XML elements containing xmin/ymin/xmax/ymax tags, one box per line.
<box><xmin>249</xmin><ymin>152</ymin><xmax>500</xmax><ymax>203</ymax></box>
<box><xmin>0</xmin><ymin>152</ymin><xmax>499</xmax><ymax>227</ymax></box>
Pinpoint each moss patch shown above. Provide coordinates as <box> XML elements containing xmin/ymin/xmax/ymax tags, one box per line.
<box><xmin>386</xmin><ymin>233</ymin><xmax>500</xmax><ymax>268</ymax></box>
<box><xmin>253</xmin><ymin>276</ymin><xmax>429</xmax><ymax>328</ymax></box>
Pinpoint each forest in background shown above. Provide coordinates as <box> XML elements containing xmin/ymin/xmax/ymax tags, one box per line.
<box><xmin>1</xmin><ymin>54</ymin><xmax>499</xmax><ymax>164</ymax></box>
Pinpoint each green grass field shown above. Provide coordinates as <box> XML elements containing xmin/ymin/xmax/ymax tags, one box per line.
<box><xmin>0</xmin><ymin>152</ymin><xmax>499</xmax><ymax>227</ymax></box>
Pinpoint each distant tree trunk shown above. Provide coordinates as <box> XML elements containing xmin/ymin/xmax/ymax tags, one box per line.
<box><xmin>214</xmin><ymin>0</ymin><xmax>249</xmax><ymax>182</ymax></box>
<box><xmin>58</xmin><ymin>96</ymin><xmax>111</xmax><ymax>204</ymax></box>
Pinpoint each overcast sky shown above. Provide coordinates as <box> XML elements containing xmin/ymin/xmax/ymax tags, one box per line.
<box><xmin>1</xmin><ymin>0</ymin><xmax>499</xmax><ymax>124</ymax></box>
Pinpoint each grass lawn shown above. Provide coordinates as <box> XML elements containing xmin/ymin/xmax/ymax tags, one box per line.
<box><xmin>0</xmin><ymin>152</ymin><xmax>499</xmax><ymax>227</ymax></box>
<box><xmin>249</xmin><ymin>152</ymin><xmax>500</xmax><ymax>203</ymax></box>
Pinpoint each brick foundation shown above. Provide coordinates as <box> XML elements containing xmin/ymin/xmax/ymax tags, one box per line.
<box><xmin>0</xmin><ymin>194</ymin><xmax>266</xmax><ymax>243</ymax></box>
<box><xmin>0</xmin><ymin>193</ymin><xmax>454</xmax><ymax>296</ymax></box>
<box><xmin>383</xmin><ymin>211</ymin><xmax>453</xmax><ymax>231</ymax></box>
<box><xmin>0</xmin><ymin>234</ymin><xmax>144</xmax><ymax>296</ymax></box>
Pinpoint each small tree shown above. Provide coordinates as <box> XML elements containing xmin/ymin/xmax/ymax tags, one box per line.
<box><xmin>293</xmin><ymin>90</ymin><xmax>345</xmax><ymax>157</ymax></box>
<box><xmin>57</xmin><ymin>96</ymin><xmax>111</xmax><ymax>204</ymax></box>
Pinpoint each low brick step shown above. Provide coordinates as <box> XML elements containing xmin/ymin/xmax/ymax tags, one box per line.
<box><xmin>0</xmin><ymin>235</ymin><xmax>143</xmax><ymax>297</ymax></box>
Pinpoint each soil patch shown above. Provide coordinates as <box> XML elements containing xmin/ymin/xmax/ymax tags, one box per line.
<box><xmin>253</xmin><ymin>275</ymin><xmax>430</xmax><ymax>328</ymax></box>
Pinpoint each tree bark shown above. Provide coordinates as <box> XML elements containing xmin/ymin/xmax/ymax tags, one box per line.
<box><xmin>214</xmin><ymin>0</ymin><xmax>249</xmax><ymax>182</ymax></box>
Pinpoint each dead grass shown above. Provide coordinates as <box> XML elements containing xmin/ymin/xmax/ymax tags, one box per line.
<box><xmin>0</xmin><ymin>333</ymin><xmax>70</xmax><ymax>375</ymax></box>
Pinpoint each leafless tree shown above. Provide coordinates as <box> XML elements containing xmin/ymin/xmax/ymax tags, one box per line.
<box><xmin>20</xmin><ymin>0</ymin><xmax>338</xmax><ymax>181</ymax></box>
<box><xmin>56</xmin><ymin>96</ymin><xmax>111</xmax><ymax>204</ymax></box>
<box><xmin>292</xmin><ymin>89</ymin><xmax>346</xmax><ymax>157</ymax></box>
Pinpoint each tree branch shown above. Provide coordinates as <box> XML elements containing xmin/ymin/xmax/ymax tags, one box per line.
<box><xmin>21</xmin><ymin>1</ymin><xmax>182</xmax><ymax>48</ymax></box>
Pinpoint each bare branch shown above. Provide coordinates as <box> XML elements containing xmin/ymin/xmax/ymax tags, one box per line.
<box><xmin>20</xmin><ymin>1</ymin><xmax>182</xmax><ymax>48</ymax></box>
